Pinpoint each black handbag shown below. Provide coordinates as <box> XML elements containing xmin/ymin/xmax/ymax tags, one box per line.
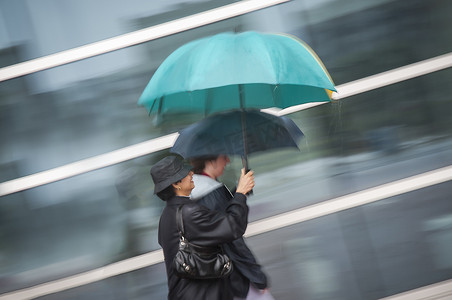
<box><xmin>173</xmin><ymin>205</ymin><xmax>233</xmax><ymax>279</ymax></box>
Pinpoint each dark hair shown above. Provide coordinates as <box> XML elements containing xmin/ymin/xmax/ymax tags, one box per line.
<box><xmin>156</xmin><ymin>180</ymin><xmax>183</xmax><ymax>201</ymax></box>
<box><xmin>156</xmin><ymin>185</ymin><xmax>175</xmax><ymax>201</ymax></box>
<box><xmin>190</xmin><ymin>156</ymin><xmax>218</xmax><ymax>174</ymax></box>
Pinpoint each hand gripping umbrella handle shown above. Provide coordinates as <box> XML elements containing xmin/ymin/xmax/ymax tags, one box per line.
<box><xmin>241</xmin><ymin>156</ymin><xmax>253</xmax><ymax>196</ymax></box>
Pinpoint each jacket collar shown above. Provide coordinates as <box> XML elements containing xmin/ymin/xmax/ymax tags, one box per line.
<box><xmin>166</xmin><ymin>196</ymin><xmax>191</xmax><ymax>207</ymax></box>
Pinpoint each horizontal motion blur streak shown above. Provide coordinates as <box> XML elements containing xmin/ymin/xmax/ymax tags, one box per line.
<box><xmin>0</xmin><ymin>0</ymin><xmax>289</xmax><ymax>82</ymax></box>
<box><xmin>1</xmin><ymin>165</ymin><xmax>451</xmax><ymax>299</ymax></box>
<box><xmin>379</xmin><ymin>279</ymin><xmax>452</xmax><ymax>300</ymax></box>
<box><xmin>244</xmin><ymin>165</ymin><xmax>452</xmax><ymax>237</ymax></box>
<box><xmin>0</xmin><ymin>53</ymin><xmax>451</xmax><ymax>196</ymax></box>
<box><xmin>0</xmin><ymin>134</ymin><xmax>179</xmax><ymax>196</ymax></box>
<box><xmin>331</xmin><ymin>52</ymin><xmax>452</xmax><ymax>100</ymax></box>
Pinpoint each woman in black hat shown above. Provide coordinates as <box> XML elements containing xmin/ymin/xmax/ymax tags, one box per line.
<box><xmin>151</xmin><ymin>155</ymin><xmax>255</xmax><ymax>300</ymax></box>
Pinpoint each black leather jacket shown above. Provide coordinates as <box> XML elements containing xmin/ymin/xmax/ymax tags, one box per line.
<box><xmin>158</xmin><ymin>194</ymin><xmax>248</xmax><ymax>300</ymax></box>
<box><xmin>191</xmin><ymin>175</ymin><xmax>269</xmax><ymax>298</ymax></box>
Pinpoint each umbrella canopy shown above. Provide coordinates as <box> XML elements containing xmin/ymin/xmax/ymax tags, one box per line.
<box><xmin>170</xmin><ymin>110</ymin><xmax>304</xmax><ymax>159</ymax></box>
<box><xmin>138</xmin><ymin>31</ymin><xmax>336</xmax><ymax>115</ymax></box>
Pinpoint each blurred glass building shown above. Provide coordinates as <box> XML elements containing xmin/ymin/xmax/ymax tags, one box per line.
<box><xmin>0</xmin><ymin>0</ymin><xmax>451</xmax><ymax>299</ymax></box>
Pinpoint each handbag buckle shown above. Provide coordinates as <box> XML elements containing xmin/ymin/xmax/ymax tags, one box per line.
<box><xmin>182</xmin><ymin>263</ymin><xmax>191</xmax><ymax>272</ymax></box>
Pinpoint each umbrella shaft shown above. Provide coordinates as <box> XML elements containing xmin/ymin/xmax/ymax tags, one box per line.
<box><xmin>239</xmin><ymin>84</ymin><xmax>249</xmax><ymax>171</ymax></box>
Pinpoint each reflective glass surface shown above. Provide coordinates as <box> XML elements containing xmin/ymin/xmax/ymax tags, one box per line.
<box><xmin>19</xmin><ymin>182</ymin><xmax>452</xmax><ymax>300</ymax></box>
<box><xmin>0</xmin><ymin>0</ymin><xmax>241</xmax><ymax>63</ymax></box>
<box><xmin>1</xmin><ymin>0</ymin><xmax>452</xmax><ymax>298</ymax></box>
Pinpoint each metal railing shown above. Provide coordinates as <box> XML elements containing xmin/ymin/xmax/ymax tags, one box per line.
<box><xmin>1</xmin><ymin>52</ymin><xmax>451</xmax><ymax>197</ymax></box>
<box><xmin>1</xmin><ymin>0</ymin><xmax>452</xmax><ymax>298</ymax></box>
<box><xmin>0</xmin><ymin>0</ymin><xmax>289</xmax><ymax>82</ymax></box>
<box><xmin>1</xmin><ymin>165</ymin><xmax>451</xmax><ymax>299</ymax></box>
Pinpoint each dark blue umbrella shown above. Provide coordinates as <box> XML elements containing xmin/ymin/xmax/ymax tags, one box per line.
<box><xmin>170</xmin><ymin>110</ymin><xmax>304</xmax><ymax>164</ymax></box>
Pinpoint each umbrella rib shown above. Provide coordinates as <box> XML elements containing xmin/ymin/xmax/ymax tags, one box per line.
<box><xmin>148</xmin><ymin>97</ymin><xmax>159</xmax><ymax>115</ymax></box>
<box><xmin>259</xmin><ymin>33</ymin><xmax>279</xmax><ymax>83</ymax></box>
<box><xmin>157</xmin><ymin>97</ymin><xmax>163</xmax><ymax>115</ymax></box>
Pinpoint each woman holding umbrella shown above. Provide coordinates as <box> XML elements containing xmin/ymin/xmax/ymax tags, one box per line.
<box><xmin>152</xmin><ymin>155</ymin><xmax>255</xmax><ymax>300</ymax></box>
<box><xmin>140</xmin><ymin>31</ymin><xmax>335</xmax><ymax>299</ymax></box>
<box><xmin>190</xmin><ymin>155</ymin><xmax>275</xmax><ymax>300</ymax></box>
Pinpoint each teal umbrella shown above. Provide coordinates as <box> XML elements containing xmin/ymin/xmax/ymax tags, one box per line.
<box><xmin>138</xmin><ymin>31</ymin><xmax>336</xmax><ymax>169</ymax></box>
<box><xmin>138</xmin><ymin>31</ymin><xmax>335</xmax><ymax>115</ymax></box>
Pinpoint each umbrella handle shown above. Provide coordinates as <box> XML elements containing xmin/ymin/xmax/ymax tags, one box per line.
<box><xmin>241</xmin><ymin>156</ymin><xmax>250</xmax><ymax>174</ymax></box>
<box><xmin>241</xmin><ymin>156</ymin><xmax>253</xmax><ymax>196</ymax></box>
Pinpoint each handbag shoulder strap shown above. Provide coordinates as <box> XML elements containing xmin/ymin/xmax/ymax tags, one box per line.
<box><xmin>176</xmin><ymin>204</ymin><xmax>222</xmax><ymax>253</ymax></box>
<box><xmin>176</xmin><ymin>204</ymin><xmax>186</xmax><ymax>238</ymax></box>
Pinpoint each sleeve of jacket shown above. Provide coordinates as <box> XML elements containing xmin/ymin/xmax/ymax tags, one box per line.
<box><xmin>181</xmin><ymin>193</ymin><xmax>248</xmax><ymax>247</ymax></box>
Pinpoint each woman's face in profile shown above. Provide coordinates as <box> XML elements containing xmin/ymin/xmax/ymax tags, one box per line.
<box><xmin>213</xmin><ymin>155</ymin><xmax>230</xmax><ymax>177</ymax></box>
<box><xmin>179</xmin><ymin>171</ymin><xmax>195</xmax><ymax>194</ymax></box>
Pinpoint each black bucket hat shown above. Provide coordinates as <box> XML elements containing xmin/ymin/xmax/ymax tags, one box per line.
<box><xmin>151</xmin><ymin>156</ymin><xmax>192</xmax><ymax>194</ymax></box>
